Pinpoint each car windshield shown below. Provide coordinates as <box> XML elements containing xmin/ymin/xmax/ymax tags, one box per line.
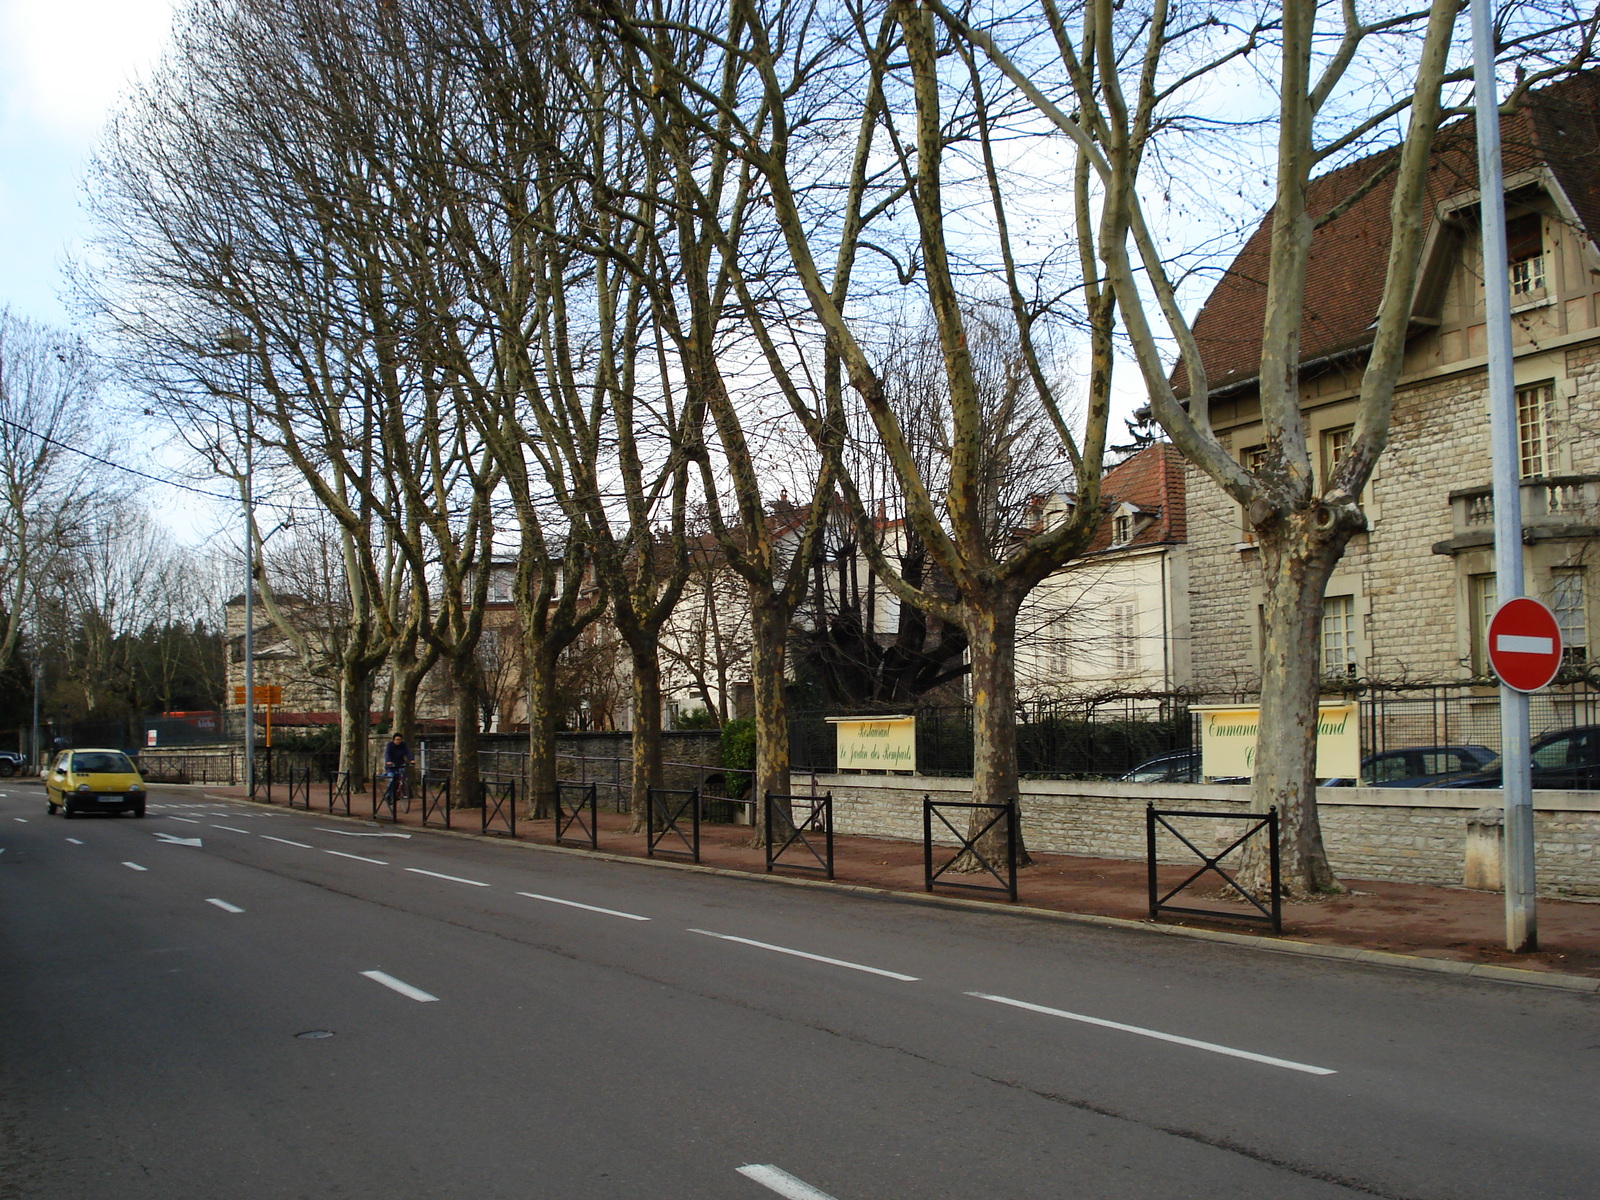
<box><xmin>72</xmin><ymin>752</ymin><xmax>134</xmax><ymax>774</ymax></box>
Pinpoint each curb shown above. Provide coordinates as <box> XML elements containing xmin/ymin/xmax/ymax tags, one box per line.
<box><xmin>195</xmin><ymin>788</ymin><xmax>1600</xmax><ymax>996</ymax></box>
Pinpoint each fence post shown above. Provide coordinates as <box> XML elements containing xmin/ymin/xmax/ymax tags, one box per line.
<box><xmin>1007</xmin><ymin>800</ymin><xmax>1018</xmax><ymax>902</ymax></box>
<box><xmin>1146</xmin><ymin>803</ymin><xmax>1158</xmax><ymax>920</ymax></box>
<box><xmin>1267</xmin><ymin>806</ymin><xmax>1282</xmax><ymax>935</ymax></box>
<box><xmin>922</xmin><ymin>795</ymin><xmax>933</xmax><ymax>892</ymax></box>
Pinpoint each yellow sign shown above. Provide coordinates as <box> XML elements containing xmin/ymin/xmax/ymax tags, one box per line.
<box><xmin>1192</xmin><ymin>702</ymin><xmax>1360</xmax><ymax>780</ymax></box>
<box><xmin>233</xmin><ymin>685</ymin><xmax>283</xmax><ymax>705</ymax></box>
<box><xmin>832</xmin><ymin>717</ymin><xmax>916</xmax><ymax>772</ymax></box>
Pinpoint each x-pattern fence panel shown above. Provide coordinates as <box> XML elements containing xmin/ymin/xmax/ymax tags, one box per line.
<box><xmin>647</xmin><ymin>787</ymin><xmax>700</xmax><ymax>862</ymax></box>
<box><xmin>420</xmin><ymin>775</ymin><xmax>451</xmax><ymax>828</ymax></box>
<box><xmin>764</xmin><ymin>792</ymin><xmax>833</xmax><ymax>879</ymax></box>
<box><xmin>370</xmin><ymin>772</ymin><xmax>405</xmax><ymax>823</ymax></box>
<box><xmin>481</xmin><ymin>780</ymin><xmax>516</xmax><ymax>837</ymax></box>
<box><xmin>555</xmin><ymin>781</ymin><xmax>598</xmax><ymax>849</ymax></box>
<box><xmin>328</xmin><ymin>771</ymin><xmax>351</xmax><ymax>816</ymax></box>
<box><xmin>1145</xmin><ymin>805</ymin><xmax>1281</xmax><ymax>933</ymax></box>
<box><xmin>923</xmin><ymin>798</ymin><xmax>1018</xmax><ymax>902</ymax></box>
<box><xmin>287</xmin><ymin>767</ymin><xmax>313</xmax><ymax>810</ymax></box>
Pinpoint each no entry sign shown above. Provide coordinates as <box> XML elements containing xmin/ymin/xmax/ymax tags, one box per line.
<box><xmin>1487</xmin><ymin>597</ymin><xmax>1564</xmax><ymax>692</ymax></box>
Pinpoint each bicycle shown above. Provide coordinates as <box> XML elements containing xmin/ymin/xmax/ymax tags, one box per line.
<box><xmin>382</xmin><ymin>766</ymin><xmax>412</xmax><ymax>817</ymax></box>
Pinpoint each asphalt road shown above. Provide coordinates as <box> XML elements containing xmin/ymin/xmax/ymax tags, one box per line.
<box><xmin>1</xmin><ymin>784</ymin><xmax>1596</xmax><ymax>1200</ymax></box>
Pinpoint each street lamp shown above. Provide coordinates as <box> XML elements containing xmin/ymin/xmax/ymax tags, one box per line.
<box><xmin>217</xmin><ymin>326</ymin><xmax>258</xmax><ymax>793</ymax></box>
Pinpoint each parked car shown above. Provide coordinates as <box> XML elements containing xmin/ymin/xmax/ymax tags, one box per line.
<box><xmin>44</xmin><ymin>749</ymin><xmax>147</xmax><ymax>818</ymax></box>
<box><xmin>0</xmin><ymin>750</ymin><xmax>23</xmax><ymax>777</ymax></box>
<box><xmin>1321</xmin><ymin>745</ymin><xmax>1497</xmax><ymax>788</ymax></box>
<box><xmin>1118</xmin><ymin>749</ymin><xmax>1201</xmax><ymax>783</ymax></box>
<box><xmin>1425</xmin><ymin>725</ymin><xmax>1600</xmax><ymax>790</ymax></box>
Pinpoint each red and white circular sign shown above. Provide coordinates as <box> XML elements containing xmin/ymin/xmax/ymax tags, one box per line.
<box><xmin>1487</xmin><ymin>597</ymin><xmax>1564</xmax><ymax>692</ymax></box>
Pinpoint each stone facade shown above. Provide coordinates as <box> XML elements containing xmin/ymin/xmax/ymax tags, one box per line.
<box><xmin>813</xmin><ymin>773</ymin><xmax>1600</xmax><ymax>897</ymax></box>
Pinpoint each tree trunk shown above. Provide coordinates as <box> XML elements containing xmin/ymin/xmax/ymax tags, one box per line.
<box><xmin>450</xmin><ymin>653</ymin><xmax>481</xmax><ymax>809</ymax></box>
<box><xmin>525</xmin><ymin>649</ymin><xmax>558</xmax><ymax>820</ymax></box>
<box><xmin>1248</xmin><ymin>522</ymin><xmax>1344</xmax><ymax>897</ymax></box>
<box><xmin>337</xmin><ymin>669</ymin><xmax>372</xmax><ymax>786</ymax></box>
<box><xmin>627</xmin><ymin>645</ymin><xmax>665</xmax><ymax>831</ymax></box>
<box><xmin>748</xmin><ymin>591</ymin><xmax>791</xmax><ymax>847</ymax></box>
<box><xmin>962</xmin><ymin>598</ymin><xmax>1031</xmax><ymax>869</ymax></box>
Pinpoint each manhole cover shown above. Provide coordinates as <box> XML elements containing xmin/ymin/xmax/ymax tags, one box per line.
<box><xmin>295</xmin><ymin>1030</ymin><xmax>334</xmax><ymax>1040</ymax></box>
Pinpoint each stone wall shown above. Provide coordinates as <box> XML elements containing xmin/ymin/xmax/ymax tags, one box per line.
<box><xmin>814</xmin><ymin>773</ymin><xmax>1600</xmax><ymax>897</ymax></box>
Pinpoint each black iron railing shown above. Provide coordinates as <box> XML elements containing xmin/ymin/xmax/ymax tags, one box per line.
<box><xmin>647</xmin><ymin>787</ymin><xmax>700</xmax><ymax>862</ymax></box>
<box><xmin>1146</xmin><ymin>805</ymin><xmax>1281</xmax><ymax>934</ymax></box>
<box><xmin>481</xmin><ymin>780</ymin><xmax>516</xmax><ymax>837</ymax></box>
<box><xmin>420</xmin><ymin>775</ymin><xmax>450</xmax><ymax>828</ymax></box>
<box><xmin>923</xmin><ymin>798</ymin><xmax>1018</xmax><ymax>902</ymax></box>
<box><xmin>764</xmin><ymin>791</ymin><xmax>833</xmax><ymax>879</ymax></box>
<box><xmin>555</xmin><ymin>780</ymin><xmax>598</xmax><ymax>849</ymax></box>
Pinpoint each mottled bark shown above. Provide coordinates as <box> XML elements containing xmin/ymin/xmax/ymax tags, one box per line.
<box><xmin>961</xmin><ymin>598</ymin><xmax>1031</xmax><ymax>869</ymax></box>
<box><xmin>337</xmin><ymin>671</ymin><xmax>372</xmax><ymax>786</ymax></box>
<box><xmin>450</xmin><ymin>653</ymin><xmax>482</xmax><ymax>808</ymax></box>
<box><xmin>627</xmin><ymin>647</ymin><xmax>665</xmax><ymax>830</ymax></box>
<box><xmin>748</xmin><ymin>594</ymin><xmax>792</xmax><ymax>844</ymax></box>
<box><xmin>525</xmin><ymin>651</ymin><xmax>558</xmax><ymax>820</ymax></box>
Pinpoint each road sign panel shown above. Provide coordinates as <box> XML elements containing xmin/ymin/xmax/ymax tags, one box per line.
<box><xmin>1487</xmin><ymin>597</ymin><xmax>1563</xmax><ymax>692</ymax></box>
<box><xmin>232</xmin><ymin>685</ymin><xmax>283</xmax><ymax>705</ymax></box>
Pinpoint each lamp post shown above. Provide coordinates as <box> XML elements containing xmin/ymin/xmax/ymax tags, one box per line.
<box><xmin>218</xmin><ymin>327</ymin><xmax>257</xmax><ymax>794</ymax></box>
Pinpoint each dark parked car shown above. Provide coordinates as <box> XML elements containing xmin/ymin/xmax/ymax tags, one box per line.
<box><xmin>1321</xmin><ymin>745</ymin><xmax>1497</xmax><ymax>788</ymax></box>
<box><xmin>1118</xmin><ymin>750</ymin><xmax>1246</xmax><ymax>784</ymax></box>
<box><xmin>0</xmin><ymin>751</ymin><xmax>23</xmax><ymax>777</ymax></box>
<box><xmin>1426</xmin><ymin>725</ymin><xmax>1600</xmax><ymax>790</ymax></box>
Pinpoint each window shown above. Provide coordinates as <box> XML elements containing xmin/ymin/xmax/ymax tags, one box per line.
<box><xmin>1507</xmin><ymin>213</ymin><xmax>1546</xmax><ymax>296</ymax></box>
<box><xmin>1112</xmin><ymin>513</ymin><xmax>1133</xmax><ymax>545</ymax></box>
<box><xmin>1243</xmin><ymin>445</ymin><xmax>1268</xmax><ymax>473</ymax></box>
<box><xmin>1321</xmin><ymin>594</ymin><xmax>1357</xmax><ymax>678</ymax></box>
<box><xmin>1550</xmin><ymin>568</ymin><xmax>1587</xmax><ymax>665</ymax></box>
<box><xmin>1112</xmin><ymin>601</ymin><xmax>1139</xmax><ymax>671</ymax></box>
<box><xmin>1469</xmin><ymin>572</ymin><xmax>1497</xmax><ymax>675</ymax></box>
<box><xmin>1321</xmin><ymin>426</ymin><xmax>1352</xmax><ymax>485</ymax></box>
<box><xmin>1516</xmin><ymin>382</ymin><xmax>1554</xmax><ymax>477</ymax></box>
<box><xmin>1044</xmin><ymin>613</ymin><xmax>1071</xmax><ymax>678</ymax></box>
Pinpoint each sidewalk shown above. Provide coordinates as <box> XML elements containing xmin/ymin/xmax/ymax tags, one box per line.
<box><xmin>203</xmin><ymin>781</ymin><xmax>1600</xmax><ymax>987</ymax></box>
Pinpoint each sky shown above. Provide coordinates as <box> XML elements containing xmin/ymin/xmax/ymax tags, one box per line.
<box><xmin>0</xmin><ymin>0</ymin><xmax>177</xmax><ymax>328</ymax></box>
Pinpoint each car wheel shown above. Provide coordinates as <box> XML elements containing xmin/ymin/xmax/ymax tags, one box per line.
<box><xmin>61</xmin><ymin>803</ymin><xmax>74</xmax><ymax>819</ymax></box>
<box><xmin>46</xmin><ymin>798</ymin><xmax>57</xmax><ymax>815</ymax></box>
<box><xmin>0</xmin><ymin>762</ymin><xmax>15</xmax><ymax>778</ymax></box>
<box><xmin>133</xmin><ymin>805</ymin><xmax>145</xmax><ymax>818</ymax></box>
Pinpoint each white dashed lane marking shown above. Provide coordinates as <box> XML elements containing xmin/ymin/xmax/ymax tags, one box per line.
<box><xmin>325</xmin><ymin>850</ymin><xmax>386</xmax><ymax>865</ymax></box>
<box><xmin>516</xmin><ymin>892</ymin><xmax>650</xmax><ymax>921</ymax></box>
<box><xmin>122</xmin><ymin>862</ymin><xmax>148</xmax><ymax>872</ymax></box>
<box><xmin>212</xmin><ymin>825</ymin><xmax>250</xmax><ymax>833</ymax></box>
<box><xmin>262</xmin><ymin>836</ymin><xmax>312</xmax><ymax>848</ymax></box>
<box><xmin>405</xmin><ymin>868</ymin><xmax>488</xmax><ymax>887</ymax></box>
<box><xmin>206</xmin><ymin>899</ymin><xmax>245</xmax><ymax>913</ymax></box>
<box><xmin>66</xmin><ymin>838</ymin><xmax>83</xmax><ymax>845</ymax></box>
<box><xmin>360</xmin><ymin>970</ymin><xmax>438</xmax><ymax>1002</ymax></box>
<box><xmin>689</xmin><ymin>930</ymin><xmax>919</xmax><ymax>981</ymax></box>
<box><xmin>966</xmin><ymin>992</ymin><xmax>1337</xmax><ymax>1076</ymax></box>
<box><xmin>737</xmin><ymin>1164</ymin><xmax>840</xmax><ymax>1199</ymax></box>
<box><xmin>169</xmin><ymin>816</ymin><xmax>201</xmax><ymax>824</ymax></box>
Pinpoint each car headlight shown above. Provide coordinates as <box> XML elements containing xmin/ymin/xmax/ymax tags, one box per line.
<box><xmin>76</xmin><ymin>783</ymin><xmax>91</xmax><ymax>791</ymax></box>
<box><xmin>129</xmin><ymin>783</ymin><xmax>144</xmax><ymax>792</ymax></box>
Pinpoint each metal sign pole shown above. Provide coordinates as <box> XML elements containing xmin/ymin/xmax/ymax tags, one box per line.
<box><xmin>1471</xmin><ymin>0</ymin><xmax>1536</xmax><ymax>951</ymax></box>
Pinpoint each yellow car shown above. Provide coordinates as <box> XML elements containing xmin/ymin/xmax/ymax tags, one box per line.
<box><xmin>46</xmin><ymin>749</ymin><xmax>147</xmax><ymax>818</ymax></box>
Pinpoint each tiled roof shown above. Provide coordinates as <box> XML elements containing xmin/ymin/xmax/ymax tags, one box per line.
<box><xmin>1173</xmin><ymin>71</ymin><xmax>1600</xmax><ymax>397</ymax></box>
<box><xmin>1082</xmin><ymin>442</ymin><xmax>1186</xmax><ymax>554</ymax></box>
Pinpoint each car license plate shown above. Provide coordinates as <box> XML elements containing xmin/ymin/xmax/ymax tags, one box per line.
<box><xmin>96</xmin><ymin>794</ymin><xmax>122</xmax><ymax>804</ymax></box>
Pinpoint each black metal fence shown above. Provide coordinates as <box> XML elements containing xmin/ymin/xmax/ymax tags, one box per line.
<box><xmin>420</xmin><ymin>774</ymin><xmax>450</xmax><ymax>828</ymax></box>
<box><xmin>328</xmin><ymin>771</ymin><xmax>351</xmax><ymax>816</ymax></box>
<box><xmin>647</xmin><ymin>787</ymin><xmax>700</xmax><ymax>862</ymax></box>
<box><xmin>556</xmin><ymin>781</ymin><xmax>598</xmax><ymax>849</ymax></box>
<box><xmin>764</xmin><ymin>791</ymin><xmax>833</xmax><ymax>879</ymax></box>
<box><xmin>481</xmin><ymin>780</ymin><xmax>516</xmax><ymax>837</ymax></box>
<box><xmin>923</xmin><ymin>798</ymin><xmax>1018</xmax><ymax>902</ymax></box>
<box><xmin>1146</xmin><ymin>805</ymin><xmax>1281</xmax><ymax>933</ymax></box>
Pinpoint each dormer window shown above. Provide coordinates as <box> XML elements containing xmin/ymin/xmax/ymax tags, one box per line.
<box><xmin>1112</xmin><ymin>513</ymin><xmax>1133</xmax><ymax>545</ymax></box>
<box><xmin>1507</xmin><ymin>213</ymin><xmax>1545</xmax><ymax>297</ymax></box>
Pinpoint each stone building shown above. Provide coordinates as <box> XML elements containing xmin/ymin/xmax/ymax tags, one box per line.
<box><xmin>1180</xmin><ymin>73</ymin><xmax>1600</xmax><ymax>715</ymax></box>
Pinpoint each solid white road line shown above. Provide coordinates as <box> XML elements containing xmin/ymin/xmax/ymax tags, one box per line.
<box><xmin>212</xmin><ymin>825</ymin><xmax>251</xmax><ymax>834</ymax></box>
<box><xmin>122</xmin><ymin>862</ymin><xmax>148</xmax><ymax>872</ymax></box>
<box><xmin>66</xmin><ymin>838</ymin><xmax>83</xmax><ymax>845</ymax></box>
<box><xmin>737</xmin><ymin>1164</ymin><xmax>840</xmax><ymax>1200</ymax></box>
<box><xmin>262</xmin><ymin>836</ymin><xmax>313</xmax><ymax>848</ymax></box>
<box><xmin>326</xmin><ymin>849</ymin><xmax>387</xmax><ymax>865</ymax></box>
<box><xmin>206</xmin><ymin>898</ymin><xmax>245</xmax><ymax>913</ymax></box>
<box><xmin>406</xmin><ymin>868</ymin><xmax>488</xmax><ymax>887</ymax></box>
<box><xmin>966</xmin><ymin>992</ymin><xmax>1337</xmax><ymax>1076</ymax></box>
<box><xmin>13</xmin><ymin>817</ymin><xmax>25</xmax><ymax>822</ymax></box>
<box><xmin>516</xmin><ymin>892</ymin><xmax>651</xmax><ymax>921</ymax></box>
<box><xmin>360</xmin><ymin>970</ymin><xmax>438</xmax><ymax>1002</ymax></box>
<box><xmin>689</xmin><ymin>930</ymin><xmax>919</xmax><ymax>982</ymax></box>
<box><xmin>169</xmin><ymin>816</ymin><xmax>201</xmax><ymax>823</ymax></box>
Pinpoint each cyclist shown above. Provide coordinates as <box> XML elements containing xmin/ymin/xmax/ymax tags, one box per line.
<box><xmin>383</xmin><ymin>732</ymin><xmax>414</xmax><ymax>814</ymax></box>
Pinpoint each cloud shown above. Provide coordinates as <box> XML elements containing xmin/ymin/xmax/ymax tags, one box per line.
<box><xmin>0</xmin><ymin>0</ymin><xmax>175</xmax><ymax>136</ymax></box>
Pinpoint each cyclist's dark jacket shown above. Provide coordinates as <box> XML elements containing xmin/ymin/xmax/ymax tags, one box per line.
<box><xmin>384</xmin><ymin>739</ymin><xmax>411</xmax><ymax>769</ymax></box>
